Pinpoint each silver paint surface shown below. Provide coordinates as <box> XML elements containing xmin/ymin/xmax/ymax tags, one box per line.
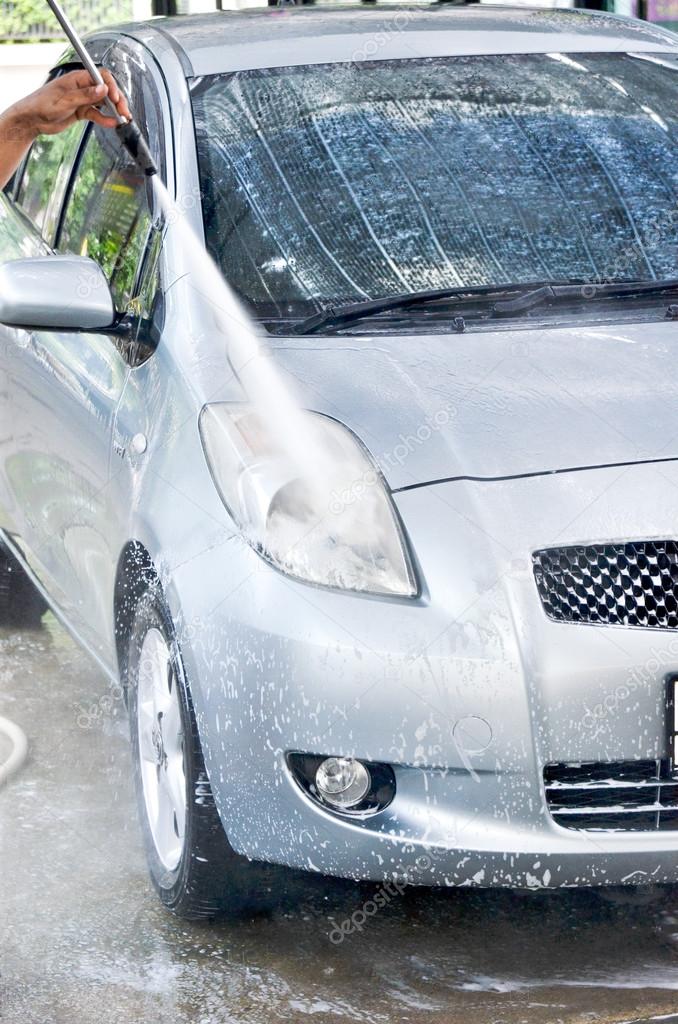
<box><xmin>0</xmin><ymin>256</ymin><xmax>115</xmax><ymax>331</ymax></box>
<box><xmin>1</xmin><ymin>6</ymin><xmax>678</xmax><ymax>891</ymax></box>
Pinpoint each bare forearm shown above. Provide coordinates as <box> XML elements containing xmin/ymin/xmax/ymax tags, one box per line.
<box><xmin>0</xmin><ymin>71</ymin><xmax>131</xmax><ymax>192</ymax></box>
<box><xmin>0</xmin><ymin>109</ymin><xmax>37</xmax><ymax>190</ymax></box>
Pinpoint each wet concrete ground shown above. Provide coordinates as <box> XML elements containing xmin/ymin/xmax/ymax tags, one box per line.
<box><xmin>2</xmin><ymin>615</ymin><xmax>678</xmax><ymax>1024</ymax></box>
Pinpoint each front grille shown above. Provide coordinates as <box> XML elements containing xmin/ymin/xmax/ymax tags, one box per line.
<box><xmin>544</xmin><ymin>760</ymin><xmax>678</xmax><ymax>831</ymax></box>
<box><xmin>533</xmin><ymin>540</ymin><xmax>678</xmax><ymax>629</ymax></box>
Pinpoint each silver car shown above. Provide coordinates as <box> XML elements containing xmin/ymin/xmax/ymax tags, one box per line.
<box><xmin>2</xmin><ymin>3</ymin><xmax>678</xmax><ymax>917</ymax></box>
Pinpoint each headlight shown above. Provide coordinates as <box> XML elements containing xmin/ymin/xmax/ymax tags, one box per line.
<box><xmin>199</xmin><ymin>404</ymin><xmax>417</xmax><ymax>597</ymax></box>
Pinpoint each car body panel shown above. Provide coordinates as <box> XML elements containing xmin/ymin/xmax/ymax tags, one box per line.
<box><xmin>2</xmin><ymin>6</ymin><xmax>678</xmax><ymax>888</ymax></box>
<box><xmin>126</xmin><ymin>7</ymin><xmax>678</xmax><ymax>76</ymax></box>
<box><xmin>0</xmin><ymin>196</ymin><xmax>49</xmax><ymax>541</ymax></box>
<box><xmin>165</xmin><ymin>460</ymin><xmax>678</xmax><ymax>885</ymax></box>
<box><xmin>0</xmin><ymin>197</ymin><xmax>127</xmax><ymax>657</ymax></box>
<box><xmin>268</xmin><ymin>320</ymin><xmax>678</xmax><ymax>490</ymax></box>
<box><xmin>4</xmin><ymin>311</ymin><xmax>130</xmax><ymax>658</ymax></box>
<box><xmin>0</xmin><ymin>33</ymin><xmax>178</xmax><ymax>662</ymax></box>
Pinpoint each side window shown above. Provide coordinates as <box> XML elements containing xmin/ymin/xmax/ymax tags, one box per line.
<box><xmin>59</xmin><ymin>122</ymin><xmax>151</xmax><ymax>311</ymax></box>
<box><xmin>15</xmin><ymin>122</ymin><xmax>86</xmax><ymax>244</ymax></box>
<box><xmin>126</xmin><ymin>225</ymin><xmax>164</xmax><ymax>366</ymax></box>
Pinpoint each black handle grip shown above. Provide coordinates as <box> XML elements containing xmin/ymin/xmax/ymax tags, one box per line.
<box><xmin>116</xmin><ymin>121</ymin><xmax>158</xmax><ymax>178</ymax></box>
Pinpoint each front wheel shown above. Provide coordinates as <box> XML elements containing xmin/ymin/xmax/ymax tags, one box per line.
<box><xmin>126</xmin><ymin>587</ymin><xmax>278</xmax><ymax>919</ymax></box>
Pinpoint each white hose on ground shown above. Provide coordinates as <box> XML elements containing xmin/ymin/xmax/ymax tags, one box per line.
<box><xmin>0</xmin><ymin>715</ymin><xmax>28</xmax><ymax>786</ymax></box>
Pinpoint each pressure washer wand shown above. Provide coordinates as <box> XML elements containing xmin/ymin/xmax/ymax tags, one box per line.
<box><xmin>44</xmin><ymin>0</ymin><xmax>158</xmax><ymax>177</ymax></box>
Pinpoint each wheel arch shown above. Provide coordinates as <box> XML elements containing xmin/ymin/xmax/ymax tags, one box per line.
<box><xmin>113</xmin><ymin>540</ymin><xmax>158</xmax><ymax>679</ymax></box>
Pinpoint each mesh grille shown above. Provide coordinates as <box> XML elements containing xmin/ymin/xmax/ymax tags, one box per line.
<box><xmin>544</xmin><ymin>760</ymin><xmax>678</xmax><ymax>831</ymax></box>
<box><xmin>533</xmin><ymin>540</ymin><xmax>678</xmax><ymax>629</ymax></box>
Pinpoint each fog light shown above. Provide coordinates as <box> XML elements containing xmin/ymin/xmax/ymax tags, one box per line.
<box><xmin>315</xmin><ymin>756</ymin><xmax>370</xmax><ymax>808</ymax></box>
<box><xmin>288</xmin><ymin>752</ymin><xmax>396</xmax><ymax>815</ymax></box>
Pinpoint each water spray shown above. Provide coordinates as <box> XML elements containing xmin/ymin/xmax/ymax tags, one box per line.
<box><xmin>44</xmin><ymin>0</ymin><xmax>158</xmax><ymax>178</ymax></box>
<box><xmin>42</xmin><ymin>0</ymin><xmax>396</xmax><ymax>594</ymax></box>
<box><xmin>43</xmin><ymin>3</ymin><xmax>325</xmax><ymax>503</ymax></box>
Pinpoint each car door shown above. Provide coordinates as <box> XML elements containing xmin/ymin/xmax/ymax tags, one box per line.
<box><xmin>4</xmin><ymin>51</ymin><xmax>160</xmax><ymax>663</ymax></box>
<box><xmin>0</xmin><ymin>195</ymin><xmax>51</xmax><ymax>544</ymax></box>
<box><xmin>0</xmin><ymin>114</ymin><xmax>87</xmax><ymax>571</ymax></box>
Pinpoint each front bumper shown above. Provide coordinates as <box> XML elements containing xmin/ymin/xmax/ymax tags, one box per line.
<box><xmin>168</xmin><ymin>460</ymin><xmax>678</xmax><ymax>888</ymax></box>
<box><xmin>279</xmin><ymin>758</ymin><xmax>678</xmax><ymax>889</ymax></box>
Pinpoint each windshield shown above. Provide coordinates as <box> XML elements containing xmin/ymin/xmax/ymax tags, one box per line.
<box><xmin>191</xmin><ymin>53</ymin><xmax>678</xmax><ymax>324</ymax></box>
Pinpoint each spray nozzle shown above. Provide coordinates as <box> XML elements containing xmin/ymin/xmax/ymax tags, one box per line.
<box><xmin>115</xmin><ymin>120</ymin><xmax>158</xmax><ymax>178</ymax></box>
<box><xmin>43</xmin><ymin>1</ymin><xmax>158</xmax><ymax>177</ymax></box>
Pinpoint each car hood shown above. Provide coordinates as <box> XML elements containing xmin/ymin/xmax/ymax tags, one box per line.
<box><xmin>271</xmin><ymin>319</ymin><xmax>678</xmax><ymax>491</ymax></box>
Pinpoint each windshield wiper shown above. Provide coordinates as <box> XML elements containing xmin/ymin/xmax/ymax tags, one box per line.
<box><xmin>293</xmin><ymin>281</ymin><xmax>577</xmax><ymax>335</ymax></box>
<box><xmin>294</xmin><ymin>277</ymin><xmax>678</xmax><ymax>335</ymax></box>
<box><xmin>492</xmin><ymin>278</ymin><xmax>678</xmax><ymax>315</ymax></box>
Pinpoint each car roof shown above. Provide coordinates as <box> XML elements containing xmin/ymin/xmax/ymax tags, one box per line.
<box><xmin>118</xmin><ymin>4</ymin><xmax>678</xmax><ymax>77</ymax></box>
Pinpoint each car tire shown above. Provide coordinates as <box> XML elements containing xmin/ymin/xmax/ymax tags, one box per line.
<box><xmin>0</xmin><ymin>542</ymin><xmax>49</xmax><ymax>628</ymax></box>
<box><xmin>126</xmin><ymin>585</ymin><xmax>279</xmax><ymax>919</ymax></box>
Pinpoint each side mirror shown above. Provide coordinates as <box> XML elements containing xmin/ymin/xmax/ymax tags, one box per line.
<box><xmin>0</xmin><ymin>255</ymin><xmax>115</xmax><ymax>331</ymax></box>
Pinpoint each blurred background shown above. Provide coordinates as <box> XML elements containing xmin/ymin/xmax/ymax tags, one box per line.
<box><xmin>0</xmin><ymin>0</ymin><xmax>254</xmax><ymax>107</ymax></box>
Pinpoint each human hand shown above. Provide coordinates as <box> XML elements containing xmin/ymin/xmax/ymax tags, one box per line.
<box><xmin>4</xmin><ymin>68</ymin><xmax>132</xmax><ymax>143</ymax></box>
